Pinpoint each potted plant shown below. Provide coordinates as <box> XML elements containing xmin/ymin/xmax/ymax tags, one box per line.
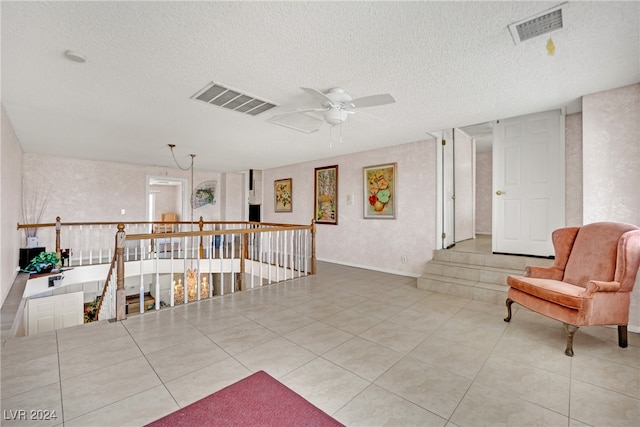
<box><xmin>24</xmin><ymin>251</ymin><xmax>60</xmax><ymax>273</ymax></box>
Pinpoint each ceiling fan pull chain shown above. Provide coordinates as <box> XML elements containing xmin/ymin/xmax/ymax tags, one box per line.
<box><xmin>329</xmin><ymin>125</ymin><xmax>333</xmax><ymax>149</ymax></box>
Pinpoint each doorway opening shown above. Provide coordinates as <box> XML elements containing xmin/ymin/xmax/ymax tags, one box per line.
<box><xmin>146</xmin><ymin>176</ymin><xmax>188</xmax><ymax>231</ymax></box>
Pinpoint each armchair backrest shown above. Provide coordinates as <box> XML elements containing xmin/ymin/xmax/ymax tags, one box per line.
<box><xmin>562</xmin><ymin>222</ymin><xmax>640</xmax><ymax>289</ymax></box>
<box><xmin>161</xmin><ymin>213</ymin><xmax>178</xmax><ymax>222</ymax></box>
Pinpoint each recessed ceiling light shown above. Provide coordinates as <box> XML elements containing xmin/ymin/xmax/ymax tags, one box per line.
<box><xmin>64</xmin><ymin>50</ymin><xmax>86</xmax><ymax>63</ymax></box>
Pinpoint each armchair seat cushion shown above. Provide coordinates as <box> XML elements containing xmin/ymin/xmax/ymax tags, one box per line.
<box><xmin>507</xmin><ymin>276</ymin><xmax>586</xmax><ymax>310</ymax></box>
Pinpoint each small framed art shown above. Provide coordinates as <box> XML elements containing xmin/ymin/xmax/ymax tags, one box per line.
<box><xmin>314</xmin><ymin>165</ymin><xmax>338</xmax><ymax>224</ymax></box>
<box><xmin>274</xmin><ymin>178</ymin><xmax>293</xmax><ymax>212</ymax></box>
<box><xmin>363</xmin><ymin>163</ymin><xmax>396</xmax><ymax>219</ymax></box>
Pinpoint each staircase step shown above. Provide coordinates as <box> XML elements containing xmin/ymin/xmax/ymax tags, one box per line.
<box><xmin>126</xmin><ymin>292</ymin><xmax>155</xmax><ymax>315</ymax></box>
<box><xmin>417</xmin><ymin>274</ymin><xmax>509</xmax><ymax>305</ymax></box>
<box><xmin>424</xmin><ymin>260</ymin><xmax>524</xmax><ymax>285</ymax></box>
<box><xmin>432</xmin><ymin>249</ymin><xmax>553</xmax><ymax>270</ymax></box>
<box><xmin>420</xmin><ymin>250</ymin><xmax>554</xmax><ymax>305</ymax></box>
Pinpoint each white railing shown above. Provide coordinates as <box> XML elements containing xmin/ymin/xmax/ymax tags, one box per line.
<box><xmin>116</xmin><ymin>222</ymin><xmax>315</xmax><ymax>319</ymax></box>
<box><xmin>18</xmin><ymin>218</ymin><xmax>317</xmax><ymax>322</ymax></box>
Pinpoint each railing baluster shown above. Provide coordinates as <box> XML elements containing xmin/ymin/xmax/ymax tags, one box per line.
<box><xmin>259</xmin><ymin>230</ymin><xmax>262</xmax><ymax>284</ymax></box>
<box><xmin>219</xmin><ymin>233</ymin><xmax>225</xmax><ymax>296</ymax></box>
<box><xmin>79</xmin><ymin>225</ymin><xmax>83</xmax><ymax>266</ymax></box>
<box><xmin>249</xmin><ymin>231</ymin><xmax>255</xmax><ymax>289</ymax></box>
<box><xmin>89</xmin><ymin>225</ymin><xmax>93</xmax><ymax>265</ymax></box>
<box><xmin>139</xmin><ymin>240</ymin><xmax>145</xmax><ymax>314</ymax></box>
<box><xmin>154</xmin><ymin>246</ymin><xmax>160</xmax><ymax>311</ymax></box>
<box><xmin>208</xmin><ymin>235</ymin><xmax>213</xmax><ymax>298</ymax></box>
<box><xmin>170</xmin><ymin>240</ymin><xmax>175</xmax><ymax>307</ymax></box>
<box><xmin>182</xmin><ymin>236</ymin><xmax>188</xmax><ymax>304</ymax></box>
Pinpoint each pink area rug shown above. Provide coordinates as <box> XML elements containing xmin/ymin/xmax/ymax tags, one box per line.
<box><xmin>146</xmin><ymin>371</ymin><xmax>344</xmax><ymax>427</ymax></box>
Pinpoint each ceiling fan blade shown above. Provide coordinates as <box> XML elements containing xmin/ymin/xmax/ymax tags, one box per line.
<box><xmin>349</xmin><ymin>93</ymin><xmax>395</xmax><ymax>109</ymax></box>
<box><xmin>268</xmin><ymin>110</ymin><xmax>325</xmax><ymax>134</ymax></box>
<box><xmin>300</xmin><ymin>87</ymin><xmax>333</xmax><ymax>104</ymax></box>
<box><xmin>270</xmin><ymin>107</ymin><xmax>328</xmax><ymax>119</ymax></box>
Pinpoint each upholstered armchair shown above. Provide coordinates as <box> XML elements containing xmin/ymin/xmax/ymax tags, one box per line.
<box><xmin>153</xmin><ymin>212</ymin><xmax>178</xmax><ymax>234</ymax></box>
<box><xmin>504</xmin><ymin>222</ymin><xmax>640</xmax><ymax>356</ymax></box>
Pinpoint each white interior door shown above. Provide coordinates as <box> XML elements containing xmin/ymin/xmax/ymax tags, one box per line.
<box><xmin>454</xmin><ymin>129</ymin><xmax>475</xmax><ymax>242</ymax></box>
<box><xmin>493</xmin><ymin>110</ymin><xmax>564</xmax><ymax>257</ymax></box>
<box><xmin>28</xmin><ymin>291</ymin><xmax>84</xmax><ymax>335</ymax></box>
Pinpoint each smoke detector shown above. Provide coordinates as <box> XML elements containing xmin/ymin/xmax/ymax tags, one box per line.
<box><xmin>509</xmin><ymin>3</ymin><xmax>567</xmax><ymax>45</ymax></box>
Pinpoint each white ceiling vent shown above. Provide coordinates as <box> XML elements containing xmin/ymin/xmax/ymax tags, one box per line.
<box><xmin>192</xmin><ymin>82</ymin><xmax>277</xmax><ymax>116</ymax></box>
<box><xmin>509</xmin><ymin>3</ymin><xmax>567</xmax><ymax>45</ymax></box>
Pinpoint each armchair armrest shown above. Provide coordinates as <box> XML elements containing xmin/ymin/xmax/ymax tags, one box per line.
<box><xmin>585</xmin><ymin>280</ymin><xmax>621</xmax><ymax>296</ymax></box>
<box><xmin>525</xmin><ymin>266</ymin><xmax>564</xmax><ymax>280</ymax></box>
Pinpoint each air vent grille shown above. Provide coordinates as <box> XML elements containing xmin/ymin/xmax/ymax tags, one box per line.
<box><xmin>192</xmin><ymin>82</ymin><xmax>277</xmax><ymax>116</ymax></box>
<box><xmin>509</xmin><ymin>3</ymin><xmax>566</xmax><ymax>45</ymax></box>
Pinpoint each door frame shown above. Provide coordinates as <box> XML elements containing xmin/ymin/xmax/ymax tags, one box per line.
<box><xmin>434</xmin><ymin>130</ymin><xmax>456</xmax><ymax>250</ymax></box>
<box><xmin>146</xmin><ymin>176</ymin><xmax>189</xmax><ymax>232</ymax></box>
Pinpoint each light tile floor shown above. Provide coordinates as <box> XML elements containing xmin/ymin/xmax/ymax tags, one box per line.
<box><xmin>1</xmin><ymin>258</ymin><xmax>639</xmax><ymax>426</ymax></box>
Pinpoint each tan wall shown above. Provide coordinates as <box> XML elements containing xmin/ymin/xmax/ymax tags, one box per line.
<box><xmin>582</xmin><ymin>83</ymin><xmax>640</xmax><ymax>330</ymax></box>
<box><xmin>1</xmin><ymin>106</ymin><xmax>24</xmax><ymax>306</ymax></box>
<box><xmin>565</xmin><ymin>112</ymin><xmax>583</xmax><ymax>227</ymax></box>
<box><xmin>263</xmin><ymin>139</ymin><xmax>437</xmax><ymax>276</ymax></box>
<box><xmin>583</xmin><ymin>83</ymin><xmax>639</xmax><ymax>225</ymax></box>
<box><xmin>475</xmin><ymin>151</ymin><xmax>492</xmax><ymax>234</ymax></box>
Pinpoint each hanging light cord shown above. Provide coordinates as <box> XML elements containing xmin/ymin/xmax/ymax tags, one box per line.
<box><xmin>168</xmin><ymin>144</ymin><xmax>195</xmax><ymax>171</ymax></box>
<box><xmin>167</xmin><ymin>144</ymin><xmax>196</xmax><ymax>228</ymax></box>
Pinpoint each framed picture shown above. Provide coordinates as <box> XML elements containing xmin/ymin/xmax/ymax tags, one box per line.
<box><xmin>274</xmin><ymin>178</ymin><xmax>293</xmax><ymax>212</ymax></box>
<box><xmin>363</xmin><ymin>163</ymin><xmax>397</xmax><ymax>219</ymax></box>
<box><xmin>314</xmin><ymin>165</ymin><xmax>338</xmax><ymax>224</ymax></box>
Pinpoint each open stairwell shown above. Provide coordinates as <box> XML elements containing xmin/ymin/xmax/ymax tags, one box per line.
<box><xmin>418</xmin><ymin>236</ymin><xmax>554</xmax><ymax>305</ymax></box>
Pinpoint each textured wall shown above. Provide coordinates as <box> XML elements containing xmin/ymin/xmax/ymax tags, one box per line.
<box><xmin>475</xmin><ymin>151</ymin><xmax>492</xmax><ymax>234</ymax></box>
<box><xmin>1</xmin><ymin>106</ymin><xmax>24</xmax><ymax>306</ymax></box>
<box><xmin>21</xmin><ymin>153</ymin><xmax>224</xmax><ymax>250</ymax></box>
<box><xmin>583</xmin><ymin>84</ymin><xmax>639</xmax><ymax>225</ymax></box>
<box><xmin>583</xmin><ymin>83</ymin><xmax>640</xmax><ymax>331</ymax></box>
<box><xmin>152</xmin><ymin>185</ymin><xmax>180</xmax><ymax>221</ymax></box>
<box><xmin>220</xmin><ymin>172</ymin><xmax>245</xmax><ymax>221</ymax></box>
<box><xmin>565</xmin><ymin>113</ymin><xmax>583</xmax><ymax>226</ymax></box>
<box><xmin>263</xmin><ymin>139</ymin><xmax>437</xmax><ymax>276</ymax></box>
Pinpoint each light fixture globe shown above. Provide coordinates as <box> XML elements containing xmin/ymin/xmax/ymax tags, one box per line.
<box><xmin>323</xmin><ymin>108</ymin><xmax>348</xmax><ymax>125</ymax></box>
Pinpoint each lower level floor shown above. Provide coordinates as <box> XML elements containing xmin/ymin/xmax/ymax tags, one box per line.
<box><xmin>1</xmin><ymin>261</ymin><xmax>638</xmax><ymax>426</ymax></box>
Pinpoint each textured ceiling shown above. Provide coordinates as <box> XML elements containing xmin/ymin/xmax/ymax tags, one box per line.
<box><xmin>2</xmin><ymin>1</ymin><xmax>638</xmax><ymax>172</ymax></box>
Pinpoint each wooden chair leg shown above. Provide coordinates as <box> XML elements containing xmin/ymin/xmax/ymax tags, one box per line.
<box><xmin>618</xmin><ymin>325</ymin><xmax>628</xmax><ymax>348</ymax></box>
<box><xmin>504</xmin><ymin>298</ymin><xmax>514</xmax><ymax>322</ymax></box>
<box><xmin>563</xmin><ymin>323</ymin><xmax>579</xmax><ymax>357</ymax></box>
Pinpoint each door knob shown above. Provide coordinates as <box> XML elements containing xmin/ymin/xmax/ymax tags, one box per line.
<box><xmin>496</xmin><ymin>190</ymin><xmax>505</xmax><ymax>195</ymax></box>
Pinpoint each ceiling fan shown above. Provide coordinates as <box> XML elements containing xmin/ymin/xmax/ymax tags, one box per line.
<box><xmin>268</xmin><ymin>87</ymin><xmax>395</xmax><ymax>134</ymax></box>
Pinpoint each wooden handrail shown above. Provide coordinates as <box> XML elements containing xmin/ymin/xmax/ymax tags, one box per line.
<box><xmin>17</xmin><ymin>219</ymin><xmax>307</xmax><ymax>229</ymax></box>
<box><xmin>94</xmin><ymin>251</ymin><xmax>118</xmax><ymax>320</ymax></box>
<box><xmin>125</xmin><ymin>225</ymin><xmax>312</xmax><ymax>241</ymax></box>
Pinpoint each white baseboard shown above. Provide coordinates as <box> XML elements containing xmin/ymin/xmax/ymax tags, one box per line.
<box><xmin>316</xmin><ymin>258</ymin><xmax>421</xmax><ymax>278</ymax></box>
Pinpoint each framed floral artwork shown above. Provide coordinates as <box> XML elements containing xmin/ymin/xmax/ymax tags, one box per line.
<box><xmin>274</xmin><ymin>178</ymin><xmax>292</xmax><ymax>212</ymax></box>
<box><xmin>314</xmin><ymin>165</ymin><xmax>338</xmax><ymax>224</ymax></box>
<box><xmin>363</xmin><ymin>163</ymin><xmax>396</xmax><ymax>219</ymax></box>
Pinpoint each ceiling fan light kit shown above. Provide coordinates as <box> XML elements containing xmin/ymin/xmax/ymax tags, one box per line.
<box><xmin>323</xmin><ymin>108</ymin><xmax>348</xmax><ymax>125</ymax></box>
